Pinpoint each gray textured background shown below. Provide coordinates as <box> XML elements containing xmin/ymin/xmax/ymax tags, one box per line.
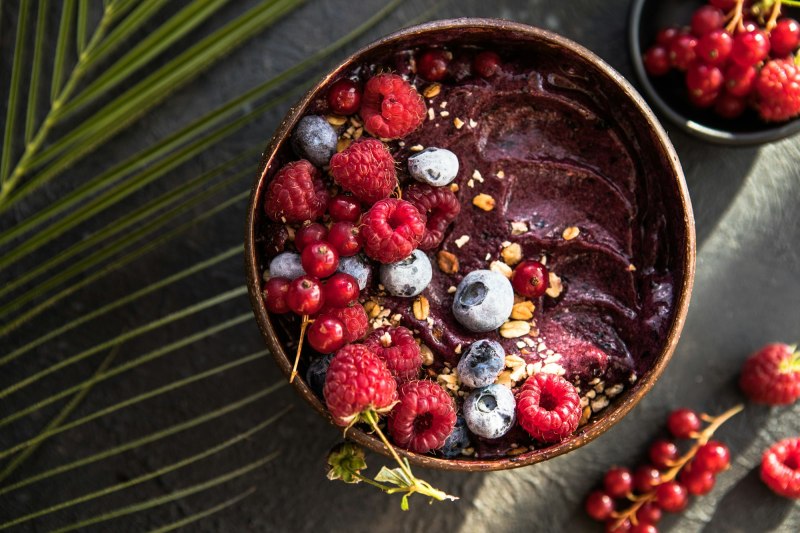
<box><xmin>2</xmin><ymin>0</ymin><xmax>799</xmax><ymax>531</ymax></box>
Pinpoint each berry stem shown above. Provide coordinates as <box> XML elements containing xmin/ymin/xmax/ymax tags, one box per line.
<box><xmin>766</xmin><ymin>0</ymin><xmax>783</xmax><ymax>32</ymax></box>
<box><xmin>611</xmin><ymin>404</ymin><xmax>744</xmax><ymax>527</ymax></box>
<box><xmin>725</xmin><ymin>0</ymin><xmax>747</xmax><ymax>34</ymax></box>
<box><xmin>289</xmin><ymin>315</ymin><xmax>312</xmax><ymax>383</ymax></box>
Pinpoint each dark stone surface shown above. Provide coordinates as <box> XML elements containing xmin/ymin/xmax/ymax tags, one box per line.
<box><xmin>1</xmin><ymin>0</ymin><xmax>799</xmax><ymax>531</ymax></box>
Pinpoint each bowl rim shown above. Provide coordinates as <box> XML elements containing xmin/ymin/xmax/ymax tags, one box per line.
<box><xmin>245</xmin><ymin>17</ymin><xmax>696</xmax><ymax>471</ymax></box>
<box><xmin>627</xmin><ymin>0</ymin><xmax>800</xmax><ymax>146</ymax></box>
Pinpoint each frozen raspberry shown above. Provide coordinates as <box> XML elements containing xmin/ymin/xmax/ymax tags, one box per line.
<box><xmin>364</xmin><ymin>326</ymin><xmax>423</xmax><ymax>382</ymax></box>
<box><xmin>517</xmin><ymin>373</ymin><xmax>582</xmax><ymax>443</ymax></box>
<box><xmin>755</xmin><ymin>59</ymin><xmax>800</xmax><ymax>122</ymax></box>
<box><xmin>322</xmin><ymin>302</ymin><xmax>368</xmax><ymax>343</ymax></box>
<box><xmin>388</xmin><ymin>380</ymin><xmax>456</xmax><ymax>453</ymax></box>
<box><xmin>329</xmin><ymin>139</ymin><xmax>397</xmax><ymax>204</ymax></box>
<box><xmin>739</xmin><ymin>342</ymin><xmax>800</xmax><ymax>405</ymax></box>
<box><xmin>360</xmin><ymin>73</ymin><xmax>426</xmax><ymax>139</ymax></box>
<box><xmin>323</xmin><ymin>344</ymin><xmax>397</xmax><ymax>426</ymax></box>
<box><xmin>264</xmin><ymin>160</ymin><xmax>327</xmax><ymax>223</ymax></box>
<box><xmin>761</xmin><ymin>437</ymin><xmax>800</xmax><ymax>499</ymax></box>
<box><xmin>403</xmin><ymin>183</ymin><xmax>460</xmax><ymax>250</ymax></box>
<box><xmin>359</xmin><ymin>198</ymin><xmax>426</xmax><ymax>263</ymax></box>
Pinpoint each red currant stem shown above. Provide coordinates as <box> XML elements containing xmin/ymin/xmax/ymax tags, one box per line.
<box><xmin>363</xmin><ymin>409</ymin><xmax>415</xmax><ymax>480</ymax></box>
<box><xmin>609</xmin><ymin>404</ymin><xmax>744</xmax><ymax>528</ymax></box>
<box><xmin>783</xmin><ymin>0</ymin><xmax>800</xmax><ymax>7</ymax></box>
<box><xmin>289</xmin><ymin>314</ymin><xmax>311</xmax><ymax>383</ymax></box>
<box><xmin>725</xmin><ymin>0</ymin><xmax>747</xmax><ymax>34</ymax></box>
<box><xmin>352</xmin><ymin>472</ymin><xmax>396</xmax><ymax>492</ymax></box>
<box><xmin>766</xmin><ymin>0</ymin><xmax>782</xmax><ymax>32</ymax></box>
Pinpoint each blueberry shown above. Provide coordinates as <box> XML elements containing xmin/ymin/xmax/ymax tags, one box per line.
<box><xmin>408</xmin><ymin>147</ymin><xmax>459</xmax><ymax>187</ymax></box>
<box><xmin>379</xmin><ymin>249</ymin><xmax>432</xmax><ymax>297</ymax></box>
<box><xmin>305</xmin><ymin>353</ymin><xmax>334</xmax><ymax>400</ymax></box>
<box><xmin>269</xmin><ymin>252</ymin><xmax>305</xmax><ymax>280</ymax></box>
<box><xmin>457</xmin><ymin>340</ymin><xmax>506</xmax><ymax>388</ymax></box>
<box><xmin>463</xmin><ymin>384</ymin><xmax>516</xmax><ymax>440</ymax></box>
<box><xmin>452</xmin><ymin>270</ymin><xmax>514</xmax><ymax>332</ymax></box>
<box><xmin>439</xmin><ymin>416</ymin><xmax>471</xmax><ymax>458</ymax></box>
<box><xmin>336</xmin><ymin>254</ymin><xmax>372</xmax><ymax>290</ymax></box>
<box><xmin>291</xmin><ymin>115</ymin><xmax>337</xmax><ymax>167</ymax></box>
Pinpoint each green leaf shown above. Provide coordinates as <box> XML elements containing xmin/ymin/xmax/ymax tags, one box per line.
<box><xmin>76</xmin><ymin>0</ymin><xmax>89</xmax><ymax>54</ymax></box>
<box><xmin>50</xmin><ymin>0</ymin><xmax>75</xmax><ymax>100</ymax></box>
<box><xmin>0</xmin><ymin>1</ymin><xmax>30</xmax><ymax>184</ymax></box>
<box><xmin>24</xmin><ymin>0</ymin><xmax>48</xmax><ymax>143</ymax></box>
<box><xmin>145</xmin><ymin>488</ymin><xmax>257</xmax><ymax>533</ymax></box>
<box><xmin>374</xmin><ymin>466</ymin><xmax>412</xmax><ymax>487</ymax></box>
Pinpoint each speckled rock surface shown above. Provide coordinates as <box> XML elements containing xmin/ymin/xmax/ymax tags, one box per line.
<box><xmin>1</xmin><ymin>1</ymin><xmax>799</xmax><ymax>532</ymax></box>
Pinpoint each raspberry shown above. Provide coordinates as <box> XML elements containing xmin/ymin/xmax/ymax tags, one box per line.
<box><xmin>739</xmin><ymin>342</ymin><xmax>800</xmax><ymax>405</ymax></box>
<box><xmin>388</xmin><ymin>380</ymin><xmax>456</xmax><ymax>453</ymax></box>
<box><xmin>323</xmin><ymin>344</ymin><xmax>397</xmax><ymax>426</ymax></box>
<box><xmin>403</xmin><ymin>183</ymin><xmax>460</xmax><ymax>250</ymax></box>
<box><xmin>363</xmin><ymin>326</ymin><xmax>423</xmax><ymax>382</ymax></box>
<box><xmin>755</xmin><ymin>59</ymin><xmax>800</xmax><ymax>122</ymax></box>
<box><xmin>360</xmin><ymin>73</ymin><xmax>426</xmax><ymax>139</ymax></box>
<box><xmin>264</xmin><ymin>160</ymin><xmax>328</xmax><ymax>223</ymax></box>
<box><xmin>322</xmin><ymin>302</ymin><xmax>368</xmax><ymax>343</ymax></box>
<box><xmin>516</xmin><ymin>373</ymin><xmax>582</xmax><ymax>443</ymax></box>
<box><xmin>761</xmin><ymin>437</ymin><xmax>800</xmax><ymax>499</ymax></box>
<box><xmin>329</xmin><ymin>139</ymin><xmax>397</xmax><ymax>203</ymax></box>
<box><xmin>359</xmin><ymin>198</ymin><xmax>426</xmax><ymax>263</ymax></box>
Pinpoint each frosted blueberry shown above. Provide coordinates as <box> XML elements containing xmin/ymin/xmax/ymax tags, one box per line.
<box><xmin>305</xmin><ymin>353</ymin><xmax>334</xmax><ymax>400</ymax></box>
<box><xmin>291</xmin><ymin>115</ymin><xmax>337</xmax><ymax>167</ymax></box>
<box><xmin>463</xmin><ymin>384</ymin><xmax>516</xmax><ymax>440</ymax></box>
<box><xmin>452</xmin><ymin>270</ymin><xmax>514</xmax><ymax>332</ymax></box>
<box><xmin>408</xmin><ymin>147</ymin><xmax>459</xmax><ymax>187</ymax></box>
<box><xmin>440</xmin><ymin>416</ymin><xmax>471</xmax><ymax>458</ymax></box>
<box><xmin>269</xmin><ymin>252</ymin><xmax>305</xmax><ymax>280</ymax></box>
<box><xmin>379</xmin><ymin>249</ymin><xmax>432</xmax><ymax>297</ymax></box>
<box><xmin>337</xmin><ymin>254</ymin><xmax>371</xmax><ymax>290</ymax></box>
<box><xmin>457</xmin><ymin>340</ymin><xmax>506</xmax><ymax>389</ymax></box>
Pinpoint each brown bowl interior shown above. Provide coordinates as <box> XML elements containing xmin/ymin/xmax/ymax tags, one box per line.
<box><xmin>245</xmin><ymin>18</ymin><xmax>696</xmax><ymax>471</ymax></box>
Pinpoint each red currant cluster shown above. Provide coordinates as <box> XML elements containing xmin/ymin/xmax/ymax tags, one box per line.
<box><xmin>584</xmin><ymin>405</ymin><xmax>742</xmax><ymax>532</ymax></box>
<box><xmin>643</xmin><ymin>0</ymin><xmax>800</xmax><ymax>122</ymax></box>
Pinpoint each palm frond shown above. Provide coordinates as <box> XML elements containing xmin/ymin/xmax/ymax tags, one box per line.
<box><xmin>49</xmin><ymin>0</ymin><xmax>75</xmax><ymax>101</ymax></box>
<box><xmin>24</xmin><ymin>0</ymin><xmax>48</xmax><ymax>143</ymax></box>
<box><xmin>145</xmin><ymin>488</ymin><xmax>257</xmax><ymax>533</ymax></box>
<box><xmin>0</xmin><ymin>1</ymin><xmax>30</xmax><ymax>183</ymax></box>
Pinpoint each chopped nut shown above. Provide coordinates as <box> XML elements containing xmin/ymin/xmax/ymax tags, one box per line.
<box><xmin>540</xmin><ymin>363</ymin><xmax>566</xmax><ymax>375</ymax></box>
<box><xmin>447</xmin><ymin>285</ymin><xmax>457</xmax><ymax>294</ymax></box>
<box><xmin>439</xmin><ymin>101</ymin><xmax>448</xmax><ymax>108</ymax></box>
<box><xmin>353</xmin><ymin>127</ymin><xmax>363</xmax><ymax>140</ymax></box>
<box><xmin>467</xmin><ymin>179</ymin><xmax>475</xmax><ymax>188</ymax></box>
<box><xmin>545</xmin><ymin>272</ymin><xmax>563</xmax><ymax>298</ymax></box>
<box><xmin>500</xmin><ymin>320</ymin><xmax>531</xmax><ymax>338</ymax></box>
<box><xmin>285</xmin><ymin>226</ymin><xmax>296</xmax><ymax>241</ymax></box>
<box><xmin>454</xmin><ymin>343</ymin><xmax>463</xmax><ymax>355</ymax></box>
<box><xmin>423</xmin><ymin>83</ymin><xmax>441</xmax><ymax>98</ymax></box>
<box><xmin>468</xmin><ymin>118</ymin><xmax>478</xmax><ymax>128</ymax></box>
<box><xmin>586</xmin><ymin>389</ymin><xmax>596</xmax><ymax>399</ymax></box>
<box><xmin>326</xmin><ymin>114</ymin><xmax>347</xmax><ymax>126</ymax></box>
<box><xmin>420</xmin><ymin>344</ymin><xmax>434</xmax><ymax>366</ymax></box>
<box><xmin>591</xmin><ymin>396</ymin><xmax>609</xmax><ymax>412</ymax></box>
<box><xmin>427</xmin><ymin>108</ymin><xmax>435</xmax><ymax>121</ymax></box>
<box><xmin>377</xmin><ymin>308</ymin><xmax>392</xmax><ymax>319</ymax></box>
<box><xmin>579</xmin><ymin>406</ymin><xmax>592</xmax><ymax>426</ymax></box>
<box><xmin>472</xmin><ymin>193</ymin><xmax>495</xmax><ymax>211</ymax></box>
<box><xmin>438</xmin><ymin>373</ymin><xmax>458</xmax><ymax>387</ymax></box>
<box><xmin>496</xmin><ymin>370</ymin><xmax>513</xmax><ymax>388</ymax></box>
<box><xmin>337</xmin><ymin>138</ymin><xmax>352</xmax><ymax>152</ymax></box>
<box><xmin>412</xmin><ymin>296</ymin><xmax>430</xmax><ymax>320</ymax></box>
<box><xmin>379</xmin><ymin>331</ymin><xmax>393</xmax><ymax>347</ymax></box>
<box><xmin>508</xmin><ymin>446</ymin><xmax>528</xmax><ymax>456</ymax></box>
<box><xmin>364</xmin><ymin>300</ymin><xmax>380</xmax><ymax>318</ymax></box>
<box><xmin>562</xmin><ymin>226</ymin><xmax>580</xmax><ymax>240</ymax></box>
<box><xmin>505</xmin><ymin>354</ymin><xmax>526</xmax><ymax>368</ymax></box>
<box><xmin>453</xmin><ymin>117</ymin><xmax>465</xmax><ymax>129</ymax></box>
<box><xmin>510</xmin><ymin>365</ymin><xmax>527</xmax><ymax>382</ymax></box>
<box><xmin>511</xmin><ymin>301</ymin><xmax>535</xmax><ymax>320</ymax></box>
<box><xmin>449</xmin><ymin>183</ymin><xmax>459</xmax><ymax>192</ymax></box>
<box><xmin>440</xmin><ymin>110</ymin><xmax>450</xmax><ymax>117</ymax></box>
<box><xmin>436</xmin><ymin>250</ymin><xmax>459</xmax><ymax>274</ymax></box>
<box><xmin>516</xmin><ymin>341</ymin><xmax>527</xmax><ymax>349</ymax></box>
<box><xmin>606</xmin><ymin>383</ymin><xmax>624</xmax><ymax>397</ymax></box>
<box><xmin>496</xmin><ymin>170</ymin><xmax>505</xmax><ymax>179</ymax></box>
<box><xmin>410</xmin><ymin>144</ymin><xmax>424</xmax><ymax>152</ymax></box>
<box><xmin>580</xmin><ymin>396</ymin><xmax>590</xmax><ymax>408</ymax></box>
<box><xmin>511</xmin><ymin>221</ymin><xmax>529</xmax><ymax>235</ymax></box>
<box><xmin>472</xmin><ymin>169</ymin><xmax>484</xmax><ymax>182</ymax></box>
<box><xmin>501</xmin><ymin>242</ymin><xmax>523</xmax><ymax>266</ymax></box>
<box><xmin>489</xmin><ymin>260</ymin><xmax>513</xmax><ymax>278</ymax></box>
<box><xmin>454</xmin><ymin>235</ymin><xmax>470</xmax><ymax>248</ymax></box>
<box><xmin>627</xmin><ymin>264</ymin><xmax>637</xmax><ymax>272</ymax></box>
<box><xmin>526</xmin><ymin>363</ymin><xmax>537</xmax><ymax>376</ymax></box>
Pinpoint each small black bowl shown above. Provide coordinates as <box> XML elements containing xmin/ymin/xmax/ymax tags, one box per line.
<box><xmin>629</xmin><ymin>0</ymin><xmax>800</xmax><ymax>145</ymax></box>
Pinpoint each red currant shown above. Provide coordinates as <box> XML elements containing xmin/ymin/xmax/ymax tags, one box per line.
<box><xmin>604</xmin><ymin>467</ymin><xmax>633</xmax><ymax>498</ymax></box>
<box><xmin>511</xmin><ymin>260</ymin><xmax>549</xmax><ymax>298</ymax></box>
<box><xmin>643</xmin><ymin>46</ymin><xmax>671</xmax><ymax>76</ymax></box>
<box><xmin>263</xmin><ymin>277</ymin><xmax>291</xmax><ymax>314</ymax></box>
<box><xmin>649</xmin><ymin>439</ymin><xmax>680</xmax><ymax>469</ymax></box>
<box><xmin>696</xmin><ymin>29</ymin><xmax>733</xmax><ymax>65</ymax></box>
<box><xmin>634</xmin><ymin>465</ymin><xmax>662</xmax><ymax>493</ymax></box>
<box><xmin>605</xmin><ymin>518</ymin><xmax>632</xmax><ymax>533</ymax></box>
<box><xmin>689</xmin><ymin>89</ymin><xmax>719</xmax><ymax>108</ymax></box>
<box><xmin>327</xmin><ymin>78</ymin><xmax>361</xmax><ymax>115</ymax></box>
<box><xmin>322</xmin><ymin>272</ymin><xmax>359</xmax><ymax>308</ymax></box>
<box><xmin>714</xmin><ymin>92</ymin><xmax>746</xmax><ymax>119</ymax></box>
<box><xmin>629</xmin><ymin>524</ymin><xmax>658</xmax><ymax>533</ymax></box>
<box><xmin>656</xmin><ymin>26</ymin><xmax>682</xmax><ymax>46</ymax></box>
<box><xmin>474</xmin><ymin>51</ymin><xmax>502</xmax><ymax>78</ymax></box>
<box><xmin>655</xmin><ymin>481</ymin><xmax>688</xmax><ymax>512</ymax></box>
<box><xmin>417</xmin><ymin>49</ymin><xmax>450</xmax><ymax>81</ymax></box>
<box><xmin>307</xmin><ymin>316</ymin><xmax>346</xmax><ymax>353</ymax></box>
<box><xmin>730</xmin><ymin>30</ymin><xmax>770</xmax><ymax>67</ymax></box>
<box><xmin>636</xmin><ymin>502</ymin><xmax>662</xmax><ymax>524</ymax></box>
<box><xmin>295</xmin><ymin>223</ymin><xmax>328</xmax><ymax>252</ymax></box>
<box><xmin>327</xmin><ymin>221</ymin><xmax>362</xmax><ymax>257</ymax></box>
<box><xmin>585</xmin><ymin>490</ymin><xmax>615</xmax><ymax>521</ymax></box>
<box><xmin>686</xmin><ymin>61</ymin><xmax>724</xmax><ymax>97</ymax></box>
<box><xmin>770</xmin><ymin>18</ymin><xmax>800</xmax><ymax>57</ymax></box>
<box><xmin>328</xmin><ymin>194</ymin><xmax>361</xmax><ymax>222</ymax></box>
<box><xmin>669</xmin><ymin>34</ymin><xmax>698</xmax><ymax>70</ymax></box>
<box><xmin>667</xmin><ymin>408</ymin><xmax>701</xmax><ymax>439</ymax></box>
<box><xmin>286</xmin><ymin>276</ymin><xmax>325</xmax><ymax>315</ymax></box>
<box><xmin>691</xmin><ymin>6</ymin><xmax>724</xmax><ymax>36</ymax></box>
<box><xmin>679</xmin><ymin>462</ymin><xmax>716</xmax><ymax>495</ymax></box>
<box><xmin>694</xmin><ymin>441</ymin><xmax>730</xmax><ymax>473</ymax></box>
<box><xmin>301</xmin><ymin>241</ymin><xmax>339</xmax><ymax>278</ymax></box>
<box><xmin>724</xmin><ymin>62</ymin><xmax>757</xmax><ymax>96</ymax></box>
